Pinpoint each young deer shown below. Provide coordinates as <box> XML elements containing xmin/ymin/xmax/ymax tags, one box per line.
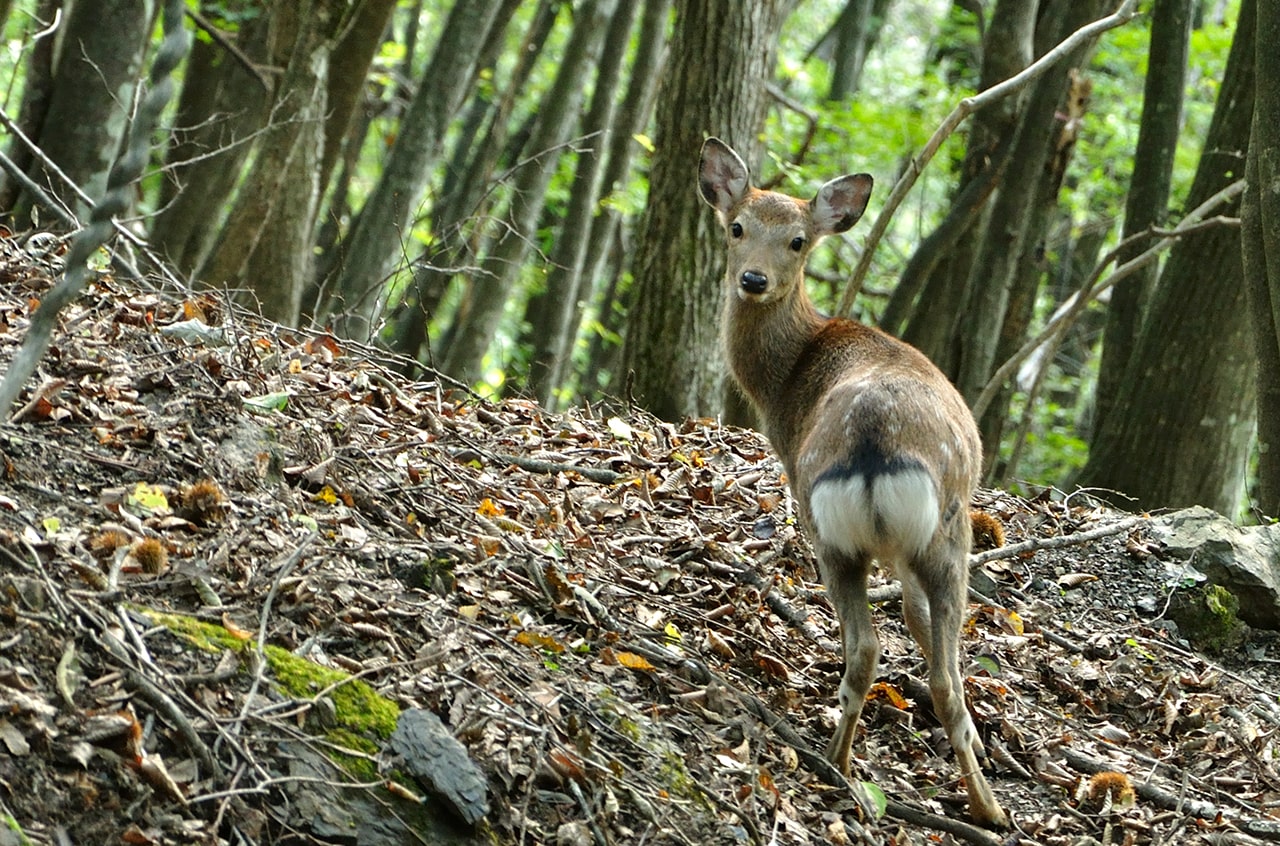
<box><xmin>698</xmin><ymin>138</ymin><xmax>1007</xmax><ymax>828</ymax></box>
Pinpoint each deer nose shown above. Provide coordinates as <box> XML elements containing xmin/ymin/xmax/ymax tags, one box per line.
<box><xmin>741</xmin><ymin>271</ymin><xmax>767</xmax><ymax>294</ymax></box>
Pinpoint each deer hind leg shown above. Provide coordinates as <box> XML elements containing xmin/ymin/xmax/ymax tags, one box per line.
<box><xmin>818</xmin><ymin>547</ymin><xmax>878</xmax><ymax>776</ymax></box>
<box><xmin>912</xmin><ymin>552</ymin><xmax>1009</xmax><ymax>828</ymax></box>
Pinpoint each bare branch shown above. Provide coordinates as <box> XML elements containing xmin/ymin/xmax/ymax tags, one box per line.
<box><xmin>836</xmin><ymin>0</ymin><xmax>1139</xmax><ymax>316</ymax></box>
<box><xmin>971</xmin><ymin>179</ymin><xmax>1245</xmax><ymax>419</ymax></box>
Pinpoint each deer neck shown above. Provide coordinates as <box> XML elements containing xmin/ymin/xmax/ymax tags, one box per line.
<box><xmin>722</xmin><ymin>288</ymin><xmax>827</xmax><ymax>458</ymax></box>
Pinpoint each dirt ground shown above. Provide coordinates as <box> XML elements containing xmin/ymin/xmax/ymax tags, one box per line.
<box><xmin>2</xmin><ymin>232</ymin><xmax>1279</xmax><ymax>845</ymax></box>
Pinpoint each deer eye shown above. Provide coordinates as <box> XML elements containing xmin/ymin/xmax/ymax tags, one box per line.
<box><xmin>790</xmin><ymin>236</ymin><xmax>806</xmax><ymax>252</ymax></box>
<box><xmin>730</xmin><ymin>222</ymin><xmax>743</xmax><ymax>238</ymax></box>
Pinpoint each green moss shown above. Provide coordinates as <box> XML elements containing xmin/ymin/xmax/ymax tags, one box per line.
<box><xmin>1167</xmin><ymin>583</ymin><xmax>1249</xmax><ymax>655</ymax></box>
<box><xmin>140</xmin><ymin>609</ymin><xmax>400</xmax><ymax>743</ymax></box>
<box><xmin>143</xmin><ymin>610</ymin><xmax>250</xmax><ymax>653</ymax></box>
<box><xmin>261</xmin><ymin>644</ymin><xmax>399</xmax><ymax>738</ymax></box>
<box><xmin>323</xmin><ymin>727</ymin><xmax>382</xmax><ymax>782</ymax></box>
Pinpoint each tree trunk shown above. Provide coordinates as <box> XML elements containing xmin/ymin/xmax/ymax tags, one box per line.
<box><xmin>1077</xmin><ymin>0</ymin><xmax>1256</xmax><ymax>515</ymax></box>
<box><xmin>198</xmin><ymin>0</ymin><xmax>345</xmax><ymax>325</ymax></box>
<box><xmin>955</xmin><ymin>0</ymin><xmax>1104</xmax><ymax>406</ymax></box>
<box><xmin>0</xmin><ymin>0</ymin><xmax>58</xmax><ymax>216</ymax></box>
<box><xmin>825</xmin><ymin>0</ymin><xmax>893</xmax><ymax>100</ymax></box>
<box><xmin>149</xmin><ymin>6</ymin><xmax>275</xmax><ymax>276</ymax></box>
<box><xmin>621</xmin><ymin>0</ymin><xmax>796</xmax><ymax>422</ymax></box>
<box><xmin>318</xmin><ymin>0</ymin><xmax>397</xmax><ymax>198</ymax></box>
<box><xmin>1243</xmin><ymin>0</ymin><xmax>1280</xmax><ymax>518</ymax></box>
<box><xmin>981</xmin><ymin>67</ymin><xmax>1094</xmax><ymax>478</ymax></box>
<box><xmin>543</xmin><ymin>0</ymin><xmax>671</xmax><ymax>406</ymax></box>
<box><xmin>16</xmin><ymin>0</ymin><xmax>156</xmax><ymax>223</ymax></box>
<box><xmin>325</xmin><ymin>0</ymin><xmax>510</xmax><ymax>339</ymax></box>
<box><xmin>1091</xmin><ymin>0</ymin><xmax>1193</xmax><ymax>444</ymax></box>
<box><xmin>440</xmin><ymin>0</ymin><xmax>619</xmax><ymax>385</ymax></box>
<box><xmin>522</xmin><ymin>0</ymin><xmax>641</xmax><ymax>407</ymax></box>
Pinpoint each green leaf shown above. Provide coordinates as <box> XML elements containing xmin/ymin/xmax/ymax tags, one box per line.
<box><xmin>244</xmin><ymin>392</ymin><xmax>289</xmax><ymax>413</ymax></box>
<box><xmin>128</xmin><ymin>482</ymin><xmax>169</xmax><ymax>513</ymax></box>
<box><xmin>855</xmin><ymin>781</ymin><xmax>888</xmax><ymax>819</ymax></box>
<box><xmin>973</xmin><ymin>654</ymin><xmax>1002</xmax><ymax>677</ymax></box>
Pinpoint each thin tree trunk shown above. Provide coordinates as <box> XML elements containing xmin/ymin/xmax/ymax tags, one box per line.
<box><xmin>955</xmin><ymin>0</ymin><xmax>1103</xmax><ymax>405</ymax></box>
<box><xmin>901</xmin><ymin>0</ymin><xmax>1038</xmax><ymax>375</ymax></box>
<box><xmin>981</xmin><ymin>68</ymin><xmax>1094</xmax><ymax>477</ymax></box>
<box><xmin>0</xmin><ymin>0</ymin><xmax>57</xmax><ymax>216</ymax></box>
<box><xmin>548</xmin><ymin>0</ymin><xmax>671</xmax><ymax>405</ymax></box>
<box><xmin>15</xmin><ymin>0</ymin><xmax>156</xmax><ymax>223</ymax></box>
<box><xmin>523</xmin><ymin>1</ymin><xmax>640</xmax><ymax>406</ymax></box>
<box><xmin>198</xmin><ymin>0</ymin><xmax>343</xmax><ymax>325</ymax></box>
<box><xmin>149</xmin><ymin>8</ymin><xmax>275</xmax><ymax>276</ymax></box>
<box><xmin>826</xmin><ymin>0</ymin><xmax>892</xmax><ymax>100</ymax></box>
<box><xmin>326</xmin><ymin>0</ymin><xmax>510</xmax><ymax>339</ymax></box>
<box><xmin>1242</xmin><ymin>0</ymin><xmax>1280</xmax><ymax>517</ymax></box>
<box><xmin>319</xmin><ymin>0</ymin><xmax>396</xmax><ymax>196</ymax></box>
<box><xmin>440</xmin><ymin>0</ymin><xmax>620</xmax><ymax>385</ymax></box>
<box><xmin>384</xmin><ymin>0</ymin><xmax>551</xmax><ymax>366</ymax></box>
<box><xmin>1091</xmin><ymin>0</ymin><xmax>1193</xmax><ymax>443</ymax></box>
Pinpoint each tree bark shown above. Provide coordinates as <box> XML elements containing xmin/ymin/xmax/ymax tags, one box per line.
<box><xmin>440</xmin><ymin>0</ymin><xmax>620</xmax><ymax>385</ymax></box>
<box><xmin>545</xmin><ymin>0</ymin><xmax>671</xmax><ymax>406</ymax></box>
<box><xmin>1242</xmin><ymin>0</ymin><xmax>1280</xmax><ymax>518</ymax></box>
<box><xmin>825</xmin><ymin>0</ymin><xmax>893</xmax><ymax>100</ymax></box>
<box><xmin>981</xmin><ymin>68</ymin><xmax>1094</xmax><ymax>477</ymax></box>
<box><xmin>318</xmin><ymin>0</ymin><xmax>397</xmax><ymax>198</ymax></box>
<box><xmin>384</xmin><ymin>0</ymin><xmax>554</xmax><ymax>366</ymax></box>
<box><xmin>1091</xmin><ymin>0</ymin><xmax>1193</xmax><ymax>444</ymax></box>
<box><xmin>149</xmin><ymin>6</ymin><xmax>275</xmax><ymax>276</ymax></box>
<box><xmin>621</xmin><ymin>0</ymin><xmax>797</xmax><ymax>422</ymax></box>
<box><xmin>16</xmin><ymin>0</ymin><xmax>156</xmax><ymax>223</ymax></box>
<box><xmin>901</xmin><ymin>0</ymin><xmax>1038</xmax><ymax>375</ymax></box>
<box><xmin>955</xmin><ymin>0</ymin><xmax>1101</xmax><ymax>405</ymax></box>
<box><xmin>0</xmin><ymin>0</ymin><xmax>58</xmax><ymax>216</ymax></box>
<box><xmin>326</xmin><ymin>0</ymin><xmax>510</xmax><ymax>339</ymax></box>
<box><xmin>198</xmin><ymin>0</ymin><xmax>346</xmax><ymax>325</ymax></box>
<box><xmin>1077</xmin><ymin>0</ymin><xmax>1256</xmax><ymax>515</ymax></box>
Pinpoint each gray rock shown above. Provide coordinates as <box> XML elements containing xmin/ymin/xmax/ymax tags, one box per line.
<box><xmin>282</xmin><ymin>742</ymin><xmax>481</xmax><ymax>845</ymax></box>
<box><xmin>388</xmin><ymin>708</ymin><xmax>490</xmax><ymax>826</ymax></box>
<box><xmin>1154</xmin><ymin>506</ymin><xmax>1280</xmax><ymax>629</ymax></box>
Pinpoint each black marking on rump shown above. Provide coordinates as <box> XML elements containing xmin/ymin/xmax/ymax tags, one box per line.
<box><xmin>811</xmin><ymin>437</ymin><xmax>925</xmax><ymax>492</ymax></box>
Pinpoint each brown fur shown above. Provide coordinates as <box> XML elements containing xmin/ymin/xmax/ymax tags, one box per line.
<box><xmin>699</xmin><ymin>138</ymin><xmax>1007</xmax><ymax>828</ymax></box>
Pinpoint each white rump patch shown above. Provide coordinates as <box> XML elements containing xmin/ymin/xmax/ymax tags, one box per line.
<box><xmin>809</xmin><ymin>468</ymin><xmax>940</xmax><ymax>561</ymax></box>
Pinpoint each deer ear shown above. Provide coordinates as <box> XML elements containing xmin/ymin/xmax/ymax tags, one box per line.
<box><xmin>812</xmin><ymin>173</ymin><xmax>873</xmax><ymax>235</ymax></box>
<box><xmin>699</xmin><ymin>138</ymin><xmax>750</xmax><ymax>214</ymax></box>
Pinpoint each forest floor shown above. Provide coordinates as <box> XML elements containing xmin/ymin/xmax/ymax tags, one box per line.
<box><xmin>1</xmin><ymin>232</ymin><xmax>1280</xmax><ymax>846</ymax></box>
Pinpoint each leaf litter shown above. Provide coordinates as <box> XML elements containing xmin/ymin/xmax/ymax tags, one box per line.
<box><xmin>0</xmin><ymin>234</ymin><xmax>1279</xmax><ymax>845</ymax></box>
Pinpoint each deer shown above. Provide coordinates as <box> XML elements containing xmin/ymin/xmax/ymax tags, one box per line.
<box><xmin>697</xmin><ymin>137</ymin><xmax>1007</xmax><ymax>828</ymax></box>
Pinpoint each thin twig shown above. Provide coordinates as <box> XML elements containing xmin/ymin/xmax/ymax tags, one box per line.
<box><xmin>233</xmin><ymin>532</ymin><xmax>318</xmax><ymax>733</ymax></box>
<box><xmin>184</xmin><ymin>7</ymin><xmax>273</xmax><ymax>92</ymax></box>
<box><xmin>838</xmin><ymin>0</ymin><xmax>1138</xmax><ymax>315</ymax></box>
